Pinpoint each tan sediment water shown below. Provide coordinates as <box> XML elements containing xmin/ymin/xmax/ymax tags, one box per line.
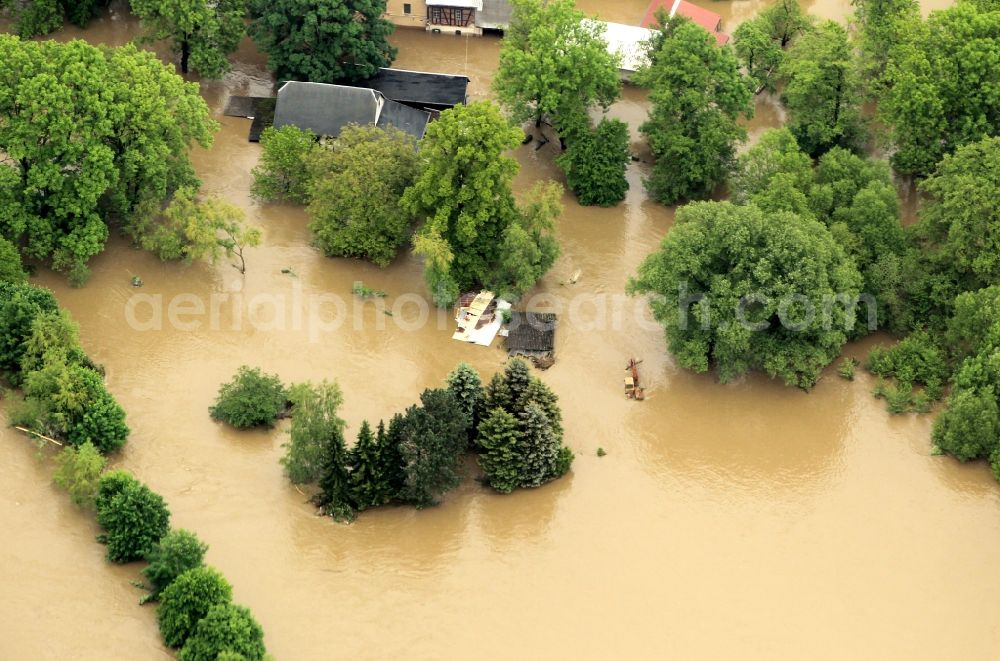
<box><xmin>6</xmin><ymin>2</ymin><xmax>999</xmax><ymax>660</ymax></box>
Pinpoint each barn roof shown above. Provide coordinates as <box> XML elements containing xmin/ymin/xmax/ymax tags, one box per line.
<box><xmin>506</xmin><ymin>312</ymin><xmax>557</xmax><ymax>353</ymax></box>
<box><xmin>272</xmin><ymin>81</ymin><xmax>429</xmax><ymax>140</ymax></box>
<box><xmin>355</xmin><ymin>67</ymin><xmax>470</xmax><ymax>110</ymax></box>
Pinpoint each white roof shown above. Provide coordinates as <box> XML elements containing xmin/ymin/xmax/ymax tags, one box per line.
<box><xmin>428</xmin><ymin>0</ymin><xmax>483</xmax><ymax>9</ymax></box>
<box><xmin>585</xmin><ymin>20</ymin><xmax>656</xmax><ymax>73</ymax></box>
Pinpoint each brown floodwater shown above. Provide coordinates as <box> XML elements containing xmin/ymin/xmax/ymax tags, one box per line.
<box><xmin>5</xmin><ymin>2</ymin><xmax>997</xmax><ymax>660</ymax></box>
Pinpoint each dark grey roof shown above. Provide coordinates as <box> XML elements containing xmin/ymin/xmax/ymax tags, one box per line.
<box><xmin>506</xmin><ymin>312</ymin><xmax>557</xmax><ymax>353</ymax></box>
<box><xmin>377</xmin><ymin>99</ymin><xmax>430</xmax><ymax>139</ymax></box>
<box><xmin>272</xmin><ymin>81</ymin><xmax>430</xmax><ymax>141</ymax></box>
<box><xmin>356</xmin><ymin>68</ymin><xmax>469</xmax><ymax>109</ymax></box>
<box><xmin>273</xmin><ymin>82</ymin><xmax>379</xmax><ymax>138</ymax></box>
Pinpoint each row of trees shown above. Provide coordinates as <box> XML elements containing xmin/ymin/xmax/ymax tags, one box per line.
<box><xmin>1</xmin><ymin>281</ymin><xmax>129</xmax><ymax>452</ymax></box>
<box><xmin>251</xmin><ymin>104</ymin><xmax>564</xmax><ymax>307</ymax></box>
<box><xmin>210</xmin><ymin>361</ymin><xmax>574</xmax><ymax>519</ymax></box>
<box><xmin>3</xmin><ymin>0</ymin><xmax>399</xmax><ymax>81</ymax></box>
<box><xmin>50</xmin><ymin>450</ymin><xmax>267</xmax><ymax>659</ymax></box>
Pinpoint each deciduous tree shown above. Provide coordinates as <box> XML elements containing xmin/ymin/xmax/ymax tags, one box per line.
<box><xmin>131</xmin><ymin>0</ymin><xmax>246</xmax><ymax>77</ymax></box>
<box><xmin>209</xmin><ymin>366</ymin><xmax>288</xmax><ymax>429</ymax></box>
<box><xmin>628</xmin><ymin>201</ymin><xmax>863</xmax><ymax>388</ymax></box>
<box><xmin>52</xmin><ymin>441</ymin><xmax>106</xmax><ymax>508</ymax></box>
<box><xmin>494</xmin><ymin>0</ymin><xmax>620</xmax><ymax>132</ymax></box>
<box><xmin>0</xmin><ymin>237</ymin><xmax>27</xmax><ymax>284</ymax></box>
<box><xmin>282</xmin><ymin>380</ymin><xmax>346</xmax><ymax>485</ymax></box>
<box><xmin>247</xmin><ymin>0</ymin><xmax>397</xmax><ymax>83</ymax></box>
<box><xmin>157</xmin><ymin>566</ymin><xmax>233</xmax><ymax>648</ymax></box>
<box><xmin>637</xmin><ymin>18</ymin><xmax>754</xmax><ymax>204</ymax></box>
<box><xmin>178</xmin><ymin>603</ymin><xmax>266</xmax><ymax>661</ymax></box>
<box><xmin>250</xmin><ymin>125</ymin><xmax>317</xmax><ymax>204</ymax></box>
<box><xmin>308</xmin><ymin>124</ymin><xmax>418</xmax><ymax>266</ymax></box>
<box><xmin>96</xmin><ymin>474</ymin><xmax>171</xmax><ymax>563</ymax></box>
<box><xmin>142</xmin><ymin>529</ymin><xmax>209</xmax><ymax>605</ymax></box>
<box><xmin>556</xmin><ymin>118</ymin><xmax>631</xmax><ymax>207</ymax></box>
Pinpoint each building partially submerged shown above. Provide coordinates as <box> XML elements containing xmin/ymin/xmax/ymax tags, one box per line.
<box><xmin>452</xmin><ymin>291</ymin><xmax>511</xmax><ymax>347</ymax></box>
<box><xmin>355</xmin><ymin>67</ymin><xmax>470</xmax><ymax>112</ymax></box>
<box><xmin>384</xmin><ymin>0</ymin><xmax>512</xmax><ymax>33</ymax></box>
<box><xmin>587</xmin><ymin>20</ymin><xmax>657</xmax><ymax>81</ymax></box>
<box><xmin>505</xmin><ymin>312</ymin><xmax>557</xmax><ymax>364</ymax></box>
<box><xmin>271</xmin><ymin>82</ymin><xmax>430</xmax><ymax>141</ymax></box>
<box><xmin>642</xmin><ymin>0</ymin><xmax>730</xmax><ymax>45</ymax></box>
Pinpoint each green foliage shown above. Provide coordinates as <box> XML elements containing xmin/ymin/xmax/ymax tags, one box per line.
<box><xmin>143</xmin><ymin>187</ymin><xmax>263</xmax><ymax>273</ymax></box>
<box><xmin>2</xmin><ymin>0</ymin><xmax>108</xmax><ymax>36</ymax></box>
<box><xmin>628</xmin><ymin>201</ymin><xmax>862</xmax><ymax>388</ymax></box>
<box><xmin>866</xmin><ymin>331</ymin><xmax>948</xmax><ymax>394</ymax></box>
<box><xmin>142</xmin><ymin>530</ymin><xmax>209</xmax><ymax>605</ymax></box>
<box><xmin>351</xmin><ymin>281</ymin><xmax>386</xmax><ymax>299</ymax></box>
<box><xmin>933</xmin><ymin>385</ymin><xmax>1000</xmax><ymax>462</ymax></box>
<box><xmin>487</xmin><ymin>181</ymin><xmax>563</xmax><ymax>300</ymax></box>
<box><xmin>734</xmin><ymin>19</ymin><xmax>785</xmax><ymax>95</ymax></box>
<box><xmin>0</xmin><ymin>236</ymin><xmax>26</xmax><ymax>284</ymax></box>
<box><xmin>52</xmin><ymin>441</ymin><xmax>106</xmax><ymax>508</ymax></box>
<box><xmin>396</xmin><ymin>389</ymin><xmax>468</xmax><ymax>508</ymax></box>
<box><xmin>779</xmin><ymin>21</ymin><xmax>864</xmax><ymax>156</ymax></box>
<box><xmin>596</xmin><ymin>447</ymin><xmax>607</xmax><ymax>457</ymax></box>
<box><xmin>636</xmin><ymin>18</ymin><xmax>754</xmax><ymax>204</ymax></box>
<box><xmin>250</xmin><ymin>125</ymin><xmax>317</xmax><ymax>204</ymax></box>
<box><xmin>880</xmin><ymin>2</ymin><xmax>1000</xmax><ymax>175</ymax></box>
<box><xmin>445</xmin><ymin>362</ymin><xmax>485</xmax><ymax>440</ymax></box>
<box><xmin>18</xmin><ymin>309</ymin><xmax>91</xmax><ymax>375</ymax></box>
<box><xmin>478</xmin><ymin>359</ymin><xmax>572</xmax><ymax>491</ymax></box>
<box><xmin>837</xmin><ymin>357</ymin><xmax>857</xmax><ymax>380</ymax></box>
<box><xmin>403</xmin><ymin>102</ymin><xmax>560</xmax><ymax>305</ymax></box>
<box><xmin>0</xmin><ymin>38</ymin><xmax>215</xmax><ymax>283</ymax></box>
<box><xmin>758</xmin><ymin>0</ymin><xmax>813</xmax><ymax>47</ymax></box>
<box><xmin>20</xmin><ymin>361</ymin><xmax>129</xmax><ymax>453</ymax></box>
<box><xmin>851</xmin><ymin>0</ymin><xmax>920</xmax><ymax>85</ymax></box>
<box><xmin>96</xmin><ymin>474</ymin><xmax>171</xmax><ymax>563</ymax></box>
<box><xmin>312</xmin><ymin>396</ymin><xmax>354</xmax><ymax>521</ymax></box>
<box><xmin>730</xmin><ymin>128</ymin><xmax>814</xmax><ymax>209</ymax></box>
<box><xmin>307</xmin><ymin>125</ymin><xmax>418</xmax><ymax>266</ymax></box>
<box><xmin>494</xmin><ymin>0</ymin><xmax>621</xmax><ymax>132</ymax></box>
<box><xmin>0</xmin><ymin>282</ymin><xmax>58</xmax><ymax>383</ymax></box>
<box><xmin>210</xmin><ymin>366</ymin><xmax>288</xmax><ymax>429</ymax></box>
<box><xmin>130</xmin><ymin>0</ymin><xmax>246</xmax><ymax>77</ymax></box>
<box><xmin>247</xmin><ymin>0</ymin><xmax>397</xmax><ymax>83</ymax></box>
<box><xmin>556</xmin><ymin>118</ymin><xmax>630</xmax><ymax>207</ymax></box>
<box><xmin>157</xmin><ymin>566</ymin><xmax>233</xmax><ymax>648</ymax></box>
<box><xmin>178</xmin><ymin>603</ymin><xmax>266</xmax><ymax>661</ymax></box>
<box><xmin>282</xmin><ymin>380</ymin><xmax>345</xmax><ymax>485</ymax></box>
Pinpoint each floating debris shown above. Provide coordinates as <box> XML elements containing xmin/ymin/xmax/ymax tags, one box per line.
<box><xmin>352</xmin><ymin>281</ymin><xmax>386</xmax><ymax>299</ymax></box>
<box><xmin>131</xmin><ymin>275</ymin><xmax>144</xmax><ymax>288</ymax></box>
<box><xmin>281</xmin><ymin>267</ymin><xmax>298</xmax><ymax>277</ymax></box>
<box><xmin>625</xmin><ymin>357</ymin><xmax>645</xmax><ymax>401</ymax></box>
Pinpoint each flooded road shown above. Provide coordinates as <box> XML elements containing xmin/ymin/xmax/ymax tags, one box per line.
<box><xmin>5</xmin><ymin>2</ymin><xmax>999</xmax><ymax>660</ymax></box>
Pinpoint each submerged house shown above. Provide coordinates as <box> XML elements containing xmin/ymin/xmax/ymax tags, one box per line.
<box><xmin>383</xmin><ymin>0</ymin><xmax>512</xmax><ymax>33</ymax></box>
<box><xmin>642</xmin><ymin>0</ymin><xmax>730</xmax><ymax>45</ymax></box>
<box><xmin>505</xmin><ymin>312</ymin><xmax>557</xmax><ymax>363</ymax></box>
<box><xmin>271</xmin><ymin>81</ymin><xmax>431</xmax><ymax>141</ymax></box>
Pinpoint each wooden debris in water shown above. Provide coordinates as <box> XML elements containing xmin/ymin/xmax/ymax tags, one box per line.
<box><xmin>625</xmin><ymin>358</ymin><xmax>645</xmax><ymax>401</ymax></box>
<box><xmin>14</xmin><ymin>426</ymin><xmax>63</xmax><ymax>447</ymax></box>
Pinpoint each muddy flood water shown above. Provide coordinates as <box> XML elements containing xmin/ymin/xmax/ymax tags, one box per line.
<box><xmin>4</xmin><ymin>1</ymin><xmax>999</xmax><ymax>659</ymax></box>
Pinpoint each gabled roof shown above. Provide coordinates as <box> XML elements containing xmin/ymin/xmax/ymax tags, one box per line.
<box><xmin>506</xmin><ymin>312</ymin><xmax>557</xmax><ymax>353</ymax></box>
<box><xmin>272</xmin><ymin>81</ymin><xmax>429</xmax><ymax>140</ymax></box>
<box><xmin>642</xmin><ymin>0</ymin><xmax>723</xmax><ymax>33</ymax></box>
<box><xmin>355</xmin><ymin>67</ymin><xmax>470</xmax><ymax>109</ymax></box>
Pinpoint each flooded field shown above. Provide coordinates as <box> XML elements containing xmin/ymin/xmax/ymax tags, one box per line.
<box><xmin>5</xmin><ymin>1</ymin><xmax>1000</xmax><ymax>659</ymax></box>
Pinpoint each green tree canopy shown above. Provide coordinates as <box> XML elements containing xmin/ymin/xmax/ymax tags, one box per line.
<box><xmin>282</xmin><ymin>380</ymin><xmax>346</xmax><ymax>485</ymax></box>
<box><xmin>851</xmin><ymin>0</ymin><xmax>920</xmax><ymax>85</ymax></box>
<box><xmin>308</xmin><ymin>124</ymin><xmax>418</xmax><ymax>266</ymax></box>
<box><xmin>130</xmin><ymin>0</ymin><xmax>246</xmax><ymax>77</ymax></box>
<box><xmin>250</xmin><ymin>125</ymin><xmax>317</xmax><ymax>204</ymax></box>
<box><xmin>628</xmin><ymin>201</ymin><xmax>863</xmax><ymax>387</ymax></box>
<box><xmin>209</xmin><ymin>366</ymin><xmax>288</xmax><ymax>429</ymax></box>
<box><xmin>0</xmin><ymin>37</ymin><xmax>216</xmax><ymax>283</ymax></box>
<box><xmin>636</xmin><ymin>18</ymin><xmax>754</xmax><ymax>204</ymax></box>
<box><xmin>178</xmin><ymin>603</ymin><xmax>267</xmax><ymax>661</ymax></box>
<box><xmin>758</xmin><ymin>0</ymin><xmax>813</xmax><ymax>47</ymax></box>
<box><xmin>157</xmin><ymin>566</ymin><xmax>233</xmax><ymax>648</ymax></box>
<box><xmin>1</xmin><ymin>0</ymin><xmax>108</xmax><ymax>37</ymax></box>
<box><xmin>96</xmin><ymin>474</ymin><xmax>171</xmax><ymax>563</ymax></box>
<box><xmin>52</xmin><ymin>441</ymin><xmax>106</xmax><ymax>508</ymax></box>
<box><xmin>402</xmin><ymin>102</ymin><xmax>561</xmax><ymax>305</ymax></box>
<box><xmin>779</xmin><ymin>20</ymin><xmax>864</xmax><ymax>156</ymax></box>
<box><xmin>247</xmin><ymin>0</ymin><xmax>397</xmax><ymax>83</ymax></box>
<box><xmin>142</xmin><ymin>529</ymin><xmax>209</xmax><ymax>605</ymax></box>
<box><xmin>396</xmin><ymin>389</ymin><xmax>468</xmax><ymax>508</ymax></box>
<box><xmin>880</xmin><ymin>1</ymin><xmax>1000</xmax><ymax>175</ymax></box>
<box><xmin>0</xmin><ymin>282</ymin><xmax>58</xmax><ymax>382</ymax></box>
<box><xmin>732</xmin><ymin>16</ymin><xmax>786</xmax><ymax>94</ymax></box>
<box><xmin>494</xmin><ymin>0</ymin><xmax>621</xmax><ymax>132</ymax></box>
<box><xmin>0</xmin><ymin>236</ymin><xmax>27</xmax><ymax>284</ymax></box>
<box><xmin>445</xmin><ymin>362</ymin><xmax>485</xmax><ymax>441</ymax></box>
<box><xmin>556</xmin><ymin>117</ymin><xmax>631</xmax><ymax>207</ymax></box>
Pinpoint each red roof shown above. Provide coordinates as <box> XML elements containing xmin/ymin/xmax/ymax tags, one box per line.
<box><xmin>642</xmin><ymin>0</ymin><xmax>724</xmax><ymax>35</ymax></box>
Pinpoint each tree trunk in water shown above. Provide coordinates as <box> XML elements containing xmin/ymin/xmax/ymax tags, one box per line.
<box><xmin>180</xmin><ymin>38</ymin><xmax>190</xmax><ymax>74</ymax></box>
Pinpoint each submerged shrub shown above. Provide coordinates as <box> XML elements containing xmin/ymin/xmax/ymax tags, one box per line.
<box><xmin>52</xmin><ymin>441</ymin><xmax>106</xmax><ymax>508</ymax></box>
<box><xmin>157</xmin><ymin>566</ymin><xmax>233</xmax><ymax>648</ymax></box>
<box><xmin>179</xmin><ymin>603</ymin><xmax>266</xmax><ymax>661</ymax></box>
<box><xmin>142</xmin><ymin>530</ymin><xmax>209</xmax><ymax>604</ymax></box>
<box><xmin>209</xmin><ymin>366</ymin><xmax>288</xmax><ymax>429</ymax></box>
<box><xmin>96</xmin><ymin>474</ymin><xmax>171</xmax><ymax>563</ymax></box>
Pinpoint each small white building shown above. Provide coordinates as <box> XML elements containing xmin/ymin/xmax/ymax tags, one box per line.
<box><xmin>585</xmin><ymin>20</ymin><xmax>657</xmax><ymax>82</ymax></box>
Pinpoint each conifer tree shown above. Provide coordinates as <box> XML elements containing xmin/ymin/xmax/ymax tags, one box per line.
<box><xmin>445</xmin><ymin>362</ymin><xmax>485</xmax><ymax>440</ymax></box>
<box><xmin>517</xmin><ymin>404</ymin><xmax>561</xmax><ymax>487</ymax></box>
<box><xmin>315</xmin><ymin>424</ymin><xmax>354</xmax><ymax>521</ymax></box>
<box><xmin>477</xmin><ymin>408</ymin><xmax>521</xmax><ymax>494</ymax></box>
<box><xmin>349</xmin><ymin>421</ymin><xmax>393</xmax><ymax>510</ymax></box>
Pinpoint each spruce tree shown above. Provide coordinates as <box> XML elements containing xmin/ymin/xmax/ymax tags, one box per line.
<box><xmin>349</xmin><ymin>421</ymin><xmax>392</xmax><ymax>511</ymax></box>
<box><xmin>380</xmin><ymin>416</ymin><xmax>407</xmax><ymax>499</ymax></box>
<box><xmin>477</xmin><ymin>408</ymin><xmax>521</xmax><ymax>494</ymax></box>
<box><xmin>517</xmin><ymin>404</ymin><xmax>561</xmax><ymax>487</ymax></box>
<box><xmin>315</xmin><ymin>424</ymin><xmax>353</xmax><ymax>521</ymax></box>
<box><xmin>445</xmin><ymin>362</ymin><xmax>485</xmax><ymax>440</ymax></box>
